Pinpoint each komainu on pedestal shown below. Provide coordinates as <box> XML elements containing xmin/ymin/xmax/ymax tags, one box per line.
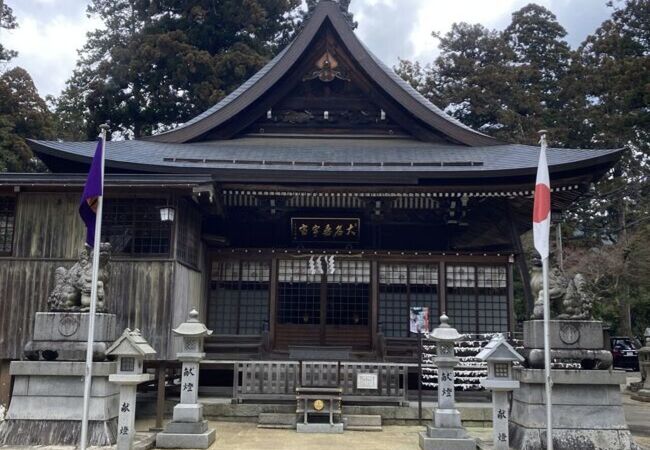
<box><xmin>0</xmin><ymin>244</ymin><xmax>119</xmax><ymax>446</ymax></box>
<box><xmin>509</xmin><ymin>261</ymin><xmax>641</xmax><ymax>450</ymax></box>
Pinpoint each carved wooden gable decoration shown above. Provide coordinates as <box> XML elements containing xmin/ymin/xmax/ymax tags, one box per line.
<box><xmin>240</xmin><ymin>24</ymin><xmax>413</xmax><ymax>138</ymax></box>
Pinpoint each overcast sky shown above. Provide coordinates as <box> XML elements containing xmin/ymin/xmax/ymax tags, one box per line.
<box><xmin>2</xmin><ymin>0</ymin><xmax>613</xmax><ymax>98</ymax></box>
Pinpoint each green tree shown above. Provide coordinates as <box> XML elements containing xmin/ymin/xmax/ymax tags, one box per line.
<box><xmin>563</xmin><ymin>0</ymin><xmax>650</xmax><ymax>335</ymax></box>
<box><xmin>0</xmin><ymin>67</ymin><xmax>54</xmax><ymax>172</ymax></box>
<box><xmin>56</xmin><ymin>0</ymin><xmax>302</xmax><ymax>140</ymax></box>
<box><xmin>0</xmin><ymin>1</ymin><xmax>18</xmax><ymax>63</ymax></box>
<box><xmin>395</xmin><ymin>4</ymin><xmax>580</xmax><ymax>145</ymax></box>
<box><xmin>502</xmin><ymin>4</ymin><xmax>575</xmax><ymax>144</ymax></box>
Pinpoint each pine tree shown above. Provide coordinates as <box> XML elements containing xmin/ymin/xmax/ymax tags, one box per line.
<box><xmin>0</xmin><ymin>1</ymin><xmax>18</xmax><ymax>63</ymax></box>
<box><xmin>56</xmin><ymin>0</ymin><xmax>302</xmax><ymax>140</ymax></box>
<box><xmin>565</xmin><ymin>0</ymin><xmax>650</xmax><ymax>335</ymax></box>
<box><xmin>0</xmin><ymin>67</ymin><xmax>54</xmax><ymax>172</ymax></box>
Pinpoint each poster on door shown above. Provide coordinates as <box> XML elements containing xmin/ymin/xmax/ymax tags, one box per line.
<box><xmin>409</xmin><ymin>307</ymin><xmax>429</xmax><ymax>334</ymax></box>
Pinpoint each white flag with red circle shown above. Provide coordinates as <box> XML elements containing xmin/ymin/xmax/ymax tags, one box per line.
<box><xmin>533</xmin><ymin>136</ymin><xmax>551</xmax><ymax>260</ymax></box>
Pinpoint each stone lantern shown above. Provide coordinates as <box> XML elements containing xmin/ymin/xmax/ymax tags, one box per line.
<box><xmin>419</xmin><ymin>314</ymin><xmax>476</xmax><ymax>450</ymax></box>
<box><xmin>107</xmin><ymin>328</ymin><xmax>156</xmax><ymax>450</ymax></box>
<box><xmin>477</xmin><ymin>333</ymin><xmax>524</xmax><ymax>450</ymax></box>
<box><xmin>632</xmin><ymin>328</ymin><xmax>650</xmax><ymax>402</ymax></box>
<box><xmin>156</xmin><ymin>309</ymin><xmax>215</xmax><ymax>449</ymax></box>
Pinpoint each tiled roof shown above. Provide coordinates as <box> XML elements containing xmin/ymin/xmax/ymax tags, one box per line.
<box><xmin>30</xmin><ymin>137</ymin><xmax>622</xmax><ymax>181</ymax></box>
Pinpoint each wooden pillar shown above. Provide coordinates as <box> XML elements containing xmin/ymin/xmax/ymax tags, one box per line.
<box><xmin>507</xmin><ymin>260</ymin><xmax>516</xmax><ymax>333</ymax></box>
<box><xmin>507</xmin><ymin>202</ymin><xmax>534</xmax><ymax>316</ymax></box>
<box><xmin>319</xmin><ymin>273</ymin><xmax>327</xmax><ymax>345</ymax></box>
<box><xmin>439</xmin><ymin>261</ymin><xmax>447</xmax><ymax>316</ymax></box>
<box><xmin>0</xmin><ymin>359</ymin><xmax>11</xmax><ymax>411</ymax></box>
<box><xmin>269</xmin><ymin>258</ymin><xmax>278</xmax><ymax>350</ymax></box>
<box><xmin>370</xmin><ymin>260</ymin><xmax>379</xmax><ymax>350</ymax></box>
<box><xmin>150</xmin><ymin>362</ymin><xmax>167</xmax><ymax>432</ymax></box>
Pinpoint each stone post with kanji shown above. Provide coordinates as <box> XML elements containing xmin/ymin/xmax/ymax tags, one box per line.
<box><xmin>477</xmin><ymin>333</ymin><xmax>524</xmax><ymax>450</ymax></box>
<box><xmin>419</xmin><ymin>314</ymin><xmax>476</xmax><ymax>450</ymax></box>
<box><xmin>106</xmin><ymin>329</ymin><xmax>156</xmax><ymax>450</ymax></box>
<box><xmin>156</xmin><ymin>310</ymin><xmax>216</xmax><ymax>449</ymax></box>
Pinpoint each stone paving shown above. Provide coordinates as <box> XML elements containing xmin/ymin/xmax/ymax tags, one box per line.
<box><xmin>2</xmin><ymin>376</ymin><xmax>650</xmax><ymax>449</ymax></box>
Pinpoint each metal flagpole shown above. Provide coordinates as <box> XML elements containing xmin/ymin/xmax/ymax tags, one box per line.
<box><xmin>80</xmin><ymin>124</ymin><xmax>108</xmax><ymax>450</ymax></box>
<box><xmin>542</xmin><ymin>256</ymin><xmax>553</xmax><ymax>450</ymax></box>
<box><xmin>538</xmin><ymin>130</ymin><xmax>553</xmax><ymax>450</ymax></box>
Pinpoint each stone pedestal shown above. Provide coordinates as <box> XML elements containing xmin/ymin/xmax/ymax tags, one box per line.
<box><xmin>0</xmin><ymin>361</ymin><xmax>118</xmax><ymax>446</ymax></box>
<box><xmin>523</xmin><ymin>320</ymin><xmax>612</xmax><ymax>369</ymax></box>
<box><xmin>510</xmin><ymin>368</ymin><xmax>641</xmax><ymax>450</ymax></box>
<box><xmin>25</xmin><ymin>312</ymin><xmax>117</xmax><ymax>361</ymax></box>
<box><xmin>0</xmin><ymin>311</ymin><xmax>118</xmax><ymax>446</ymax></box>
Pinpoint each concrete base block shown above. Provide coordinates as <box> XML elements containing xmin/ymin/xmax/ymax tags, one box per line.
<box><xmin>0</xmin><ymin>360</ymin><xmax>118</xmax><ymax>446</ymax></box>
<box><xmin>164</xmin><ymin>420</ymin><xmax>209</xmax><ymax>434</ymax></box>
<box><xmin>296</xmin><ymin>423</ymin><xmax>344</xmax><ymax>434</ymax></box>
<box><xmin>156</xmin><ymin>428</ymin><xmax>216</xmax><ymax>449</ymax></box>
<box><xmin>426</xmin><ymin>425</ymin><xmax>471</xmax><ymax>439</ymax></box>
<box><xmin>434</xmin><ymin>408</ymin><xmax>462</xmax><ymax>428</ymax></box>
<box><xmin>510</xmin><ymin>368</ymin><xmax>641</xmax><ymax>450</ymax></box>
<box><xmin>419</xmin><ymin>431</ymin><xmax>477</xmax><ymax>450</ymax></box>
<box><xmin>344</xmin><ymin>414</ymin><xmax>382</xmax><ymax>431</ymax></box>
<box><xmin>0</xmin><ymin>418</ymin><xmax>117</xmax><ymax>446</ymax></box>
<box><xmin>258</xmin><ymin>413</ymin><xmax>297</xmax><ymax>429</ymax></box>
<box><xmin>509</xmin><ymin>425</ymin><xmax>642</xmax><ymax>450</ymax></box>
<box><xmin>173</xmin><ymin>403</ymin><xmax>204</xmax><ymax>422</ymax></box>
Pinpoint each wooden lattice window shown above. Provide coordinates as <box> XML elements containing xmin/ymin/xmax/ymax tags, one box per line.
<box><xmin>103</xmin><ymin>198</ymin><xmax>171</xmax><ymax>255</ymax></box>
<box><xmin>277</xmin><ymin>259</ymin><xmax>321</xmax><ymax>325</ymax></box>
<box><xmin>326</xmin><ymin>260</ymin><xmax>371</xmax><ymax>326</ymax></box>
<box><xmin>0</xmin><ymin>197</ymin><xmax>16</xmax><ymax>255</ymax></box>
<box><xmin>379</xmin><ymin>264</ymin><xmax>438</xmax><ymax>337</ymax></box>
<box><xmin>446</xmin><ymin>265</ymin><xmax>508</xmax><ymax>334</ymax></box>
<box><xmin>208</xmin><ymin>260</ymin><xmax>270</xmax><ymax>334</ymax></box>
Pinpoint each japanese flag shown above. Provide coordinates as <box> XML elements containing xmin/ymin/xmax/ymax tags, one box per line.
<box><xmin>533</xmin><ymin>135</ymin><xmax>551</xmax><ymax>260</ymax></box>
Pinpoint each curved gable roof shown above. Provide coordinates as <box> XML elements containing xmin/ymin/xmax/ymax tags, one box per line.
<box><xmin>144</xmin><ymin>1</ymin><xmax>499</xmax><ymax>146</ymax></box>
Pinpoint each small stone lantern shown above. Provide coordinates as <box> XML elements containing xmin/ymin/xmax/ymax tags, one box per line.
<box><xmin>632</xmin><ymin>328</ymin><xmax>650</xmax><ymax>402</ymax></box>
<box><xmin>477</xmin><ymin>333</ymin><xmax>524</xmax><ymax>450</ymax></box>
<box><xmin>419</xmin><ymin>314</ymin><xmax>475</xmax><ymax>450</ymax></box>
<box><xmin>156</xmin><ymin>310</ymin><xmax>215</xmax><ymax>449</ymax></box>
<box><xmin>107</xmin><ymin>329</ymin><xmax>156</xmax><ymax>450</ymax></box>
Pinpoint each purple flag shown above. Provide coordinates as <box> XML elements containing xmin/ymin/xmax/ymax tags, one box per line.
<box><xmin>79</xmin><ymin>139</ymin><xmax>104</xmax><ymax>247</ymax></box>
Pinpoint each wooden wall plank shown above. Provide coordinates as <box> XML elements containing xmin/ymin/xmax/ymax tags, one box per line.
<box><xmin>0</xmin><ymin>259</ymin><xmax>175</xmax><ymax>360</ymax></box>
<box><xmin>14</xmin><ymin>193</ymin><xmax>85</xmax><ymax>259</ymax></box>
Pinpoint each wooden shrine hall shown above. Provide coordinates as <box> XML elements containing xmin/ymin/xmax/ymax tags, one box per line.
<box><xmin>0</xmin><ymin>1</ymin><xmax>621</xmax><ymax>401</ymax></box>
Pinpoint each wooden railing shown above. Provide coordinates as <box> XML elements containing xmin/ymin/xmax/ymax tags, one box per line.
<box><xmin>233</xmin><ymin>360</ymin><xmax>410</xmax><ymax>404</ymax></box>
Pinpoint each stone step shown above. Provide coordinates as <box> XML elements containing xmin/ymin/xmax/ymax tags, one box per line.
<box><xmin>344</xmin><ymin>414</ymin><xmax>382</xmax><ymax>431</ymax></box>
<box><xmin>258</xmin><ymin>413</ymin><xmax>383</xmax><ymax>431</ymax></box>
<box><xmin>258</xmin><ymin>413</ymin><xmax>296</xmax><ymax>429</ymax></box>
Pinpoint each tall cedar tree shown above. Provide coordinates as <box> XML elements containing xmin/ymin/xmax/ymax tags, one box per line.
<box><xmin>566</xmin><ymin>0</ymin><xmax>650</xmax><ymax>335</ymax></box>
<box><xmin>396</xmin><ymin>4</ymin><xmax>576</xmax><ymax>145</ymax></box>
<box><xmin>0</xmin><ymin>1</ymin><xmax>17</xmax><ymax>63</ymax></box>
<box><xmin>0</xmin><ymin>68</ymin><xmax>54</xmax><ymax>172</ymax></box>
<box><xmin>55</xmin><ymin>0</ymin><xmax>301</xmax><ymax>140</ymax></box>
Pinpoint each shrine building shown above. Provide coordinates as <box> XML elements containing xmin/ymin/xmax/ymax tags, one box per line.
<box><xmin>0</xmin><ymin>1</ymin><xmax>621</xmax><ymax>399</ymax></box>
